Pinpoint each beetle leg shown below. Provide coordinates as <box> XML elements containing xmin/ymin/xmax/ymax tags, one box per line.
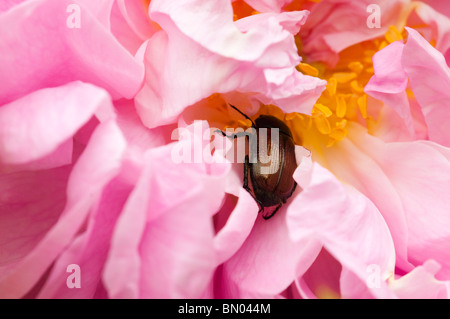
<box><xmin>214</xmin><ymin>129</ymin><xmax>251</xmax><ymax>140</ymax></box>
<box><xmin>284</xmin><ymin>182</ymin><xmax>298</xmax><ymax>202</ymax></box>
<box><xmin>243</xmin><ymin>154</ymin><xmax>249</xmax><ymax>189</ymax></box>
<box><xmin>262</xmin><ymin>203</ymin><xmax>282</xmax><ymax>220</ymax></box>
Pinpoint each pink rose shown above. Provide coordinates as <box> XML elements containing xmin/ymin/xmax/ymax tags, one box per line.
<box><xmin>1</xmin><ymin>0</ymin><xmax>450</xmax><ymax>300</ymax></box>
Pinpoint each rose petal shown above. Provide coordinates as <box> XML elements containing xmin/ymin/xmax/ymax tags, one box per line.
<box><xmin>36</xmin><ymin>166</ymin><xmax>135</xmax><ymax>298</ymax></box>
<box><xmin>365</xmin><ymin>41</ymin><xmax>415</xmax><ymax>136</ymax></box>
<box><xmin>136</xmin><ymin>0</ymin><xmax>325</xmax><ymax>128</ymax></box>
<box><xmin>287</xmin><ymin>161</ymin><xmax>396</xmax><ymax>298</ymax></box>
<box><xmin>402</xmin><ymin>27</ymin><xmax>450</xmax><ymax>147</ymax></box>
<box><xmin>110</xmin><ymin>0</ymin><xmax>160</xmax><ymax>54</ymax></box>
<box><xmin>104</xmin><ymin>121</ymin><xmax>230</xmax><ymax>298</ymax></box>
<box><xmin>327</xmin><ymin>124</ymin><xmax>450</xmax><ymax>280</ymax></box>
<box><xmin>214</xmin><ymin>188</ymin><xmax>258</xmax><ymax>265</ymax></box>
<box><xmin>0</xmin><ymin>82</ymin><xmax>112</xmax><ymax>167</ymax></box>
<box><xmin>0</xmin><ymin>0</ymin><xmax>27</xmax><ymax>12</ymax></box>
<box><xmin>75</xmin><ymin>0</ymin><xmax>114</xmax><ymax>29</ymax></box>
<box><xmin>301</xmin><ymin>0</ymin><xmax>410</xmax><ymax>66</ymax></box>
<box><xmin>295</xmin><ymin>248</ymin><xmax>342</xmax><ymax>299</ymax></box>
<box><xmin>391</xmin><ymin>260</ymin><xmax>450</xmax><ymax>298</ymax></box>
<box><xmin>0</xmin><ymin>167</ymin><xmax>71</xmax><ymax>271</ymax></box>
<box><xmin>409</xmin><ymin>2</ymin><xmax>450</xmax><ymax>55</ymax></box>
<box><xmin>0</xmin><ymin>0</ymin><xmax>144</xmax><ymax>105</ymax></box>
<box><xmin>241</xmin><ymin>0</ymin><xmax>290</xmax><ymax>13</ymax></box>
<box><xmin>0</xmin><ymin>120</ymin><xmax>127</xmax><ymax>298</ymax></box>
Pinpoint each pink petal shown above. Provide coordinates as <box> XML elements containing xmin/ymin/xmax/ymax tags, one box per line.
<box><xmin>391</xmin><ymin>260</ymin><xmax>450</xmax><ymax>298</ymax></box>
<box><xmin>0</xmin><ymin>120</ymin><xmax>127</xmax><ymax>298</ymax></box>
<box><xmin>301</xmin><ymin>0</ymin><xmax>410</xmax><ymax>66</ymax></box>
<box><xmin>295</xmin><ymin>248</ymin><xmax>342</xmax><ymax>299</ymax></box>
<box><xmin>0</xmin><ymin>0</ymin><xmax>144</xmax><ymax>105</ymax></box>
<box><xmin>104</xmin><ymin>121</ymin><xmax>230</xmax><ymax>298</ymax></box>
<box><xmin>287</xmin><ymin>161</ymin><xmax>396</xmax><ymax>298</ymax></box>
<box><xmin>0</xmin><ymin>167</ymin><xmax>71</xmax><ymax>272</ymax></box>
<box><xmin>75</xmin><ymin>0</ymin><xmax>115</xmax><ymax>29</ymax></box>
<box><xmin>222</xmin><ymin>205</ymin><xmax>323</xmax><ymax>295</ymax></box>
<box><xmin>409</xmin><ymin>2</ymin><xmax>450</xmax><ymax>55</ymax></box>
<box><xmin>242</xmin><ymin>0</ymin><xmax>290</xmax><ymax>13</ymax></box>
<box><xmin>0</xmin><ymin>0</ymin><xmax>27</xmax><ymax>12</ymax></box>
<box><xmin>114</xmin><ymin>99</ymin><xmax>175</xmax><ymax>159</ymax></box>
<box><xmin>445</xmin><ymin>48</ymin><xmax>450</xmax><ymax>67</ymax></box>
<box><xmin>402</xmin><ymin>27</ymin><xmax>450</xmax><ymax>147</ymax></box>
<box><xmin>365</xmin><ymin>41</ymin><xmax>414</xmax><ymax>136</ymax></box>
<box><xmin>116</xmin><ymin>0</ymin><xmax>158</xmax><ymax>40</ymax></box>
<box><xmin>327</xmin><ymin>124</ymin><xmax>450</xmax><ymax>280</ymax></box>
<box><xmin>36</xmin><ymin>163</ymin><xmax>135</xmax><ymax>298</ymax></box>
<box><xmin>366</xmin><ymin>41</ymin><xmax>408</xmax><ymax>94</ymax></box>
<box><xmin>214</xmin><ymin>188</ymin><xmax>259</xmax><ymax>265</ymax></box>
<box><xmin>102</xmin><ymin>158</ymin><xmax>150</xmax><ymax>299</ymax></box>
<box><xmin>110</xmin><ymin>0</ymin><xmax>160</xmax><ymax>54</ymax></box>
<box><xmin>420</xmin><ymin>0</ymin><xmax>450</xmax><ymax>18</ymax></box>
<box><xmin>136</xmin><ymin>0</ymin><xmax>325</xmax><ymax>128</ymax></box>
<box><xmin>212</xmin><ymin>264</ymin><xmax>282</xmax><ymax>298</ymax></box>
<box><xmin>220</xmin><ymin>149</ymin><xmax>322</xmax><ymax>296</ymax></box>
<box><xmin>0</xmin><ymin>82</ymin><xmax>112</xmax><ymax>167</ymax></box>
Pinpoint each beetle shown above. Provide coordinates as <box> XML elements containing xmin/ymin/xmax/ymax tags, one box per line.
<box><xmin>218</xmin><ymin>104</ymin><xmax>298</xmax><ymax>219</ymax></box>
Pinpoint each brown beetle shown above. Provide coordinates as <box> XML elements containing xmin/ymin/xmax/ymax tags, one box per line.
<box><xmin>219</xmin><ymin>105</ymin><xmax>298</xmax><ymax>219</ymax></box>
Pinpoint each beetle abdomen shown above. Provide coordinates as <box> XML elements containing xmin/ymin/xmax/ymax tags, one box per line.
<box><xmin>223</xmin><ymin>105</ymin><xmax>298</xmax><ymax>219</ymax></box>
<box><xmin>250</xmin><ymin>126</ymin><xmax>297</xmax><ymax>207</ymax></box>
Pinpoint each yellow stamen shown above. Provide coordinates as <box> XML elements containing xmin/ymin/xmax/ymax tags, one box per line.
<box><xmin>313</xmin><ymin>104</ymin><xmax>333</xmax><ymax>118</ymax></box>
<box><xmin>357</xmin><ymin>94</ymin><xmax>368</xmax><ymax>118</ymax></box>
<box><xmin>332</xmin><ymin>72</ymin><xmax>357</xmax><ymax>84</ymax></box>
<box><xmin>348</xmin><ymin>61</ymin><xmax>364</xmax><ymax>74</ymax></box>
<box><xmin>298</xmin><ymin>62</ymin><xmax>320</xmax><ymax>77</ymax></box>
<box><xmin>335</xmin><ymin>119</ymin><xmax>347</xmax><ymax>130</ymax></box>
<box><xmin>273</xmin><ymin>24</ymin><xmax>427</xmax><ymax>150</ymax></box>
<box><xmin>385</xmin><ymin>25</ymin><xmax>404</xmax><ymax>43</ymax></box>
<box><xmin>350</xmin><ymin>80</ymin><xmax>365</xmax><ymax>94</ymax></box>
<box><xmin>314</xmin><ymin>115</ymin><xmax>331</xmax><ymax>135</ymax></box>
<box><xmin>238</xmin><ymin>119</ymin><xmax>253</xmax><ymax>128</ymax></box>
<box><xmin>326</xmin><ymin>77</ymin><xmax>337</xmax><ymax>96</ymax></box>
<box><xmin>336</xmin><ymin>95</ymin><xmax>347</xmax><ymax>118</ymax></box>
<box><xmin>285</xmin><ymin>112</ymin><xmax>303</xmax><ymax>121</ymax></box>
<box><xmin>378</xmin><ymin>40</ymin><xmax>389</xmax><ymax>51</ymax></box>
<box><xmin>329</xmin><ymin>128</ymin><xmax>347</xmax><ymax>142</ymax></box>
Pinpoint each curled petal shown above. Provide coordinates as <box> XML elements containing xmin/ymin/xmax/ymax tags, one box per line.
<box><xmin>365</xmin><ymin>41</ymin><xmax>414</xmax><ymax>137</ymax></box>
<box><xmin>104</xmin><ymin>121</ymin><xmax>230</xmax><ymax>298</ymax></box>
<box><xmin>0</xmin><ymin>120</ymin><xmax>127</xmax><ymax>298</ymax></box>
<box><xmin>136</xmin><ymin>0</ymin><xmax>325</xmax><ymax>128</ymax></box>
<box><xmin>287</xmin><ymin>161</ymin><xmax>396</xmax><ymax>298</ymax></box>
<box><xmin>409</xmin><ymin>2</ymin><xmax>450</xmax><ymax>56</ymax></box>
<box><xmin>326</xmin><ymin>124</ymin><xmax>450</xmax><ymax>279</ymax></box>
<box><xmin>111</xmin><ymin>0</ymin><xmax>160</xmax><ymax>54</ymax></box>
<box><xmin>391</xmin><ymin>260</ymin><xmax>450</xmax><ymax>299</ymax></box>
<box><xmin>214</xmin><ymin>188</ymin><xmax>259</xmax><ymax>265</ymax></box>
<box><xmin>36</xmin><ymin>163</ymin><xmax>136</xmax><ymax>298</ymax></box>
<box><xmin>0</xmin><ymin>82</ymin><xmax>112</xmax><ymax>168</ymax></box>
<box><xmin>242</xmin><ymin>0</ymin><xmax>291</xmax><ymax>13</ymax></box>
<box><xmin>0</xmin><ymin>0</ymin><xmax>144</xmax><ymax>105</ymax></box>
<box><xmin>402</xmin><ymin>27</ymin><xmax>450</xmax><ymax>147</ymax></box>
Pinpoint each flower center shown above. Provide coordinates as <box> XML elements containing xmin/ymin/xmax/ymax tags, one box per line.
<box><xmin>199</xmin><ymin>7</ymin><xmax>437</xmax><ymax>162</ymax></box>
<box><xmin>200</xmin><ymin>26</ymin><xmax>408</xmax><ymax>153</ymax></box>
<box><xmin>285</xmin><ymin>25</ymin><xmax>408</xmax><ymax>150</ymax></box>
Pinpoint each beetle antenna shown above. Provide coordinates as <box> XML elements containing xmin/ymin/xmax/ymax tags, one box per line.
<box><xmin>228</xmin><ymin>104</ymin><xmax>257</xmax><ymax>128</ymax></box>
